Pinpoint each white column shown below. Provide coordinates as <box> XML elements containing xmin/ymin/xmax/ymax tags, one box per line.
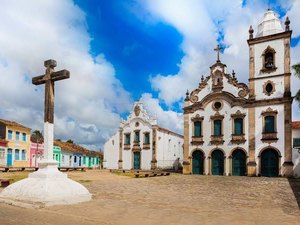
<box><xmin>43</xmin><ymin>122</ymin><xmax>55</xmax><ymax>163</ymax></box>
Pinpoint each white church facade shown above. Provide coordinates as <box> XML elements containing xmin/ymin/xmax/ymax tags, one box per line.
<box><xmin>182</xmin><ymin>10</ymin><xmax>295</xmax><ymax>177</ymax></box>
<box><xmin>103</xmin><ymin>103</ymin><xmax>183</xmax><ymax>170</ymax></box>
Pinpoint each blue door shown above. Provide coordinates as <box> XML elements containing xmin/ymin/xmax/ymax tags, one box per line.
<box><xmin>7</xmin><ymin>149</ymin><xmax>12</xmax><ymax>166</ymax></box>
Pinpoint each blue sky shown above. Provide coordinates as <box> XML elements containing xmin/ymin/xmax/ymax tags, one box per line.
<box><xmin>0</xmin><ymin>0</ymin><xmax>300</xmax><ymax>150</ymax></box>
<box><xmin>75</xmin><ymin>0</ymin><xmax>184</xmax><ymax>107</ymax></box>
<box><xmin>75</xmin><ymin>0</ymin><xmax>300</xmax><ymax>112</ymax></box>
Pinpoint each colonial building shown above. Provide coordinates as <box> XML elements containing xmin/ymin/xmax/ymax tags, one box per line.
<box><xmin>54</xmin><ymin>140</ymin><xmax>102</xmax><ymax>168</ymax></box>
<box><xmin>292</xmin><ymin>121</ymin><xmax>300</xmax><ymax>177</ymax></box>
<box><xmin>0</xmin><ymin>118</ymin><xmax>31</xmax><ymax>167</ymax></box>
<box><xmin>183</xmin><ymin>10</ymin><xmax>294</xmax><ymax>177</ymax></box>
<box><xmin>104</xmin><ymin>102</ymin><xmax>183</xmax><ymax>170</ymax></box>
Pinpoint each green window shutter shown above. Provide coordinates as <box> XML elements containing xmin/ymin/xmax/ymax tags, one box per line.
<box><xmin>214</xmin><ymin>120</ymin><xmax>222</xmax><ymax>136</ymax></box>
<box><xmin>265</xmin><ymin>116</ymin><xmax>275</xmax><ymax>133</ymax></box>
<box><xmin>125</xmin><ymin>134</ymin><xmax>130</xmax><ymax>144</ymax></box>
<box><xmin>144</xmin><ymin>133</ymin><xmax>150</xmax><ymax>144</ymax></box>
<box><xmin>83</xmin><ymin>156</ymin><xmax>86</xmax><ymax>164</ymax></box>
<box><xmin>194</xmin><ymin>121</ymin><xmax>201</xmax><ymax>137</ymax></box>
<box><xmin>293</xmin><ymin>138</ymin><xmax>300</xmax><ymax>147</ymax></box>
<box><xmin>135</xmin><ymin>131</ymin><xmax>140</xmax><ymax>143</ymax></box>
<box><xmin>234</xmin><ymin>118</ymin><xmax>243</xmax><ymax>135</ymax></box>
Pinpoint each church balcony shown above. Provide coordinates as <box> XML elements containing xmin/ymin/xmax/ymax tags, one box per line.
<box><xmin>191</xmin><ymin>136</ymin><xmax>204</xmax><ymax>145</ymax></box>
<box><xmin>261</xmin><ymin>132</ymin><xmax>278</xmax><ymax>143</ymax></box>
<box><xmin>124</xmin><ymin>144</ymin><xmax>131</xmax><ymax>150</ymax></box>
<box><xmin>210</xmin><ymin>135</ymin><xmax>224</xmax><ymax>145</ymax></box>
<box><xmin>143</xmin><ymin>143</ymin><xmax>150</xmax><ymax>150</ymax></box>
<box><xmin>231</xmin><ymin>134</ymin><xmax>246</xmax><ymax>144</ymax></box>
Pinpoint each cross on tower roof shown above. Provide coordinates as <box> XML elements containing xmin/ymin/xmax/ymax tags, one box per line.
<box><xmin>214</xmin><ymin>45</ymin><xmax>223</xmax><ymax>63</ymax></box>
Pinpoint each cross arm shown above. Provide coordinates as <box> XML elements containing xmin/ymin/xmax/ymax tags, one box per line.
<box><xmin>51</xmin><ymin>70</ymin><xmax>70</xmax><ymax>81</ymax></box>
<box><xmin>32</xmin><ymin>75</ymin><xmax>46</xmax><ymax>85</ymax></box>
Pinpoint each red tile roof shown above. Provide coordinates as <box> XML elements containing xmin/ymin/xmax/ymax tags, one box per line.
<box><xmin>0</xmin><ymin>118</ymin><xmax>31</xmax><ymax>130</ymax></box>
<box><xmin>292</xmin><ymin>121</ymin><xmax>300</xmax><ymax>129</ymax></box>
<box><xmin>54</xmin><ymin>140</ymin><xmax>103</xmax><ymax>158</ymax></box>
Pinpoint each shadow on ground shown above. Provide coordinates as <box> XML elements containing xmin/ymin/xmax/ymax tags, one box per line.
<box><xmin>288</xmin><ymin>178</ymin><xmax>300</xmax><ymax>208</ymax></box>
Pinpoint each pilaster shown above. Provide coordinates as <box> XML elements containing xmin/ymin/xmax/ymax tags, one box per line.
<box><xmin>183</xmin><ymin>100</ymin><xmax>191</xmax><ymax>174</ymax></box>
<box><xmin>247</xmin><ymin>107</ymin><xmax>256</xmax><ymax>176</ymax></box>
<box><xmin>118</xmin><ymin>129</ymin><xmax>123</xmax><ymax>169</ymax></box>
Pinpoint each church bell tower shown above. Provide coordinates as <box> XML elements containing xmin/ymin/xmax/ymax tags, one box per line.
<box><xmin>247</xmin><ymin>9</ymin><xmax>294</xmax><ymax>176</ymax></box>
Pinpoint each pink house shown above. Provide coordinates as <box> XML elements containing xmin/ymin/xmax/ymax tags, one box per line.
<box><xmin>30</xmin><ymin>142</ymin><xmax>44</xmax><ymax>167</ymax></box>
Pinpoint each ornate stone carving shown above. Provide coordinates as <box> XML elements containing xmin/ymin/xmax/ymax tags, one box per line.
<box><xmin>224</xmin><ymin>73</ymin><xmax>249</xmax><ymax>98</ymax></box>
<box><xmin>262</xmin><ymin>80</ymin><xmax>276</xmax><ymax>96</ymax></box>
<box><xmin>134</xmin><ymin>105</ymin><xmax>141</xmax><ymax>116</ymax></box>
<box><xmin>191</xmin><ymin>136</ymin><xmax>204</xmax><ymax>145</ymax></box>
<box><xmin>189</xmin><ymin>76</ymin><xmax>209</xmax><ymax>103</ymax></box>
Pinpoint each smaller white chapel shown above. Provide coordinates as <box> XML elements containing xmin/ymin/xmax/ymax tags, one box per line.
<box><xmin>103</xmin><ymin>103</ymin><xmax>183</xmax><ymax>170</ymax></box>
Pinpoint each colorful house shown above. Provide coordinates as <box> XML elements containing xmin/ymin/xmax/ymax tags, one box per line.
<box><xmin>0</xmin><ymin>118</ymin><xmax>31</xmax><ymax>167</ymax></box>
<box><xmin>54</xmin><ymin>140</ymin><xmax>102</xmax><ymax>168</ymax></box>
<box><xmin>30</xmin><ymin>142</ymin><xmax>44</xmax><ymax>167</ymax></box>
<box><xmin>0</xmin><ymin>138</ymin><xmax>8</xmax><ymax>166</ymax></box>
<box><xmin>53</xmin><ymin>145</ymin><xmax>61</xmax><ymax>167</ymax></box>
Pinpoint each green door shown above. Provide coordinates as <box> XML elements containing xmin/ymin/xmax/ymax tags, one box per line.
<box><xmin>88</xmin><ymin>156</ymin><xmax>92</xmax><ymax>168</ymax></box>
<box><xmin>261</xmin><ymin>149</ymin><xmax>279</xmax><ymax>177</ymax></box>
<box><xmin>232</xmin><ymin>149</ymin><xmax>246</xmax><ymax>176</ymax></box>
<box><xmin>133</xmin><ymin>152</ymin><xmax>140</xmax><ymax>170</ymax></box>
<box><xmin>192</xmin><ymin>150</ymin><xmax>204</xmax><ymax>174</ymax></box>
<box><xmin>212</xmin><ymin>150</ymin><xmax>224</xmax><ymax>175</ymax></box>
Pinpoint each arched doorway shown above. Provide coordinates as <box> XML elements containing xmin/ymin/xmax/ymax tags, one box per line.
<box><xmin>192</xmin><ymin>150</ymin><xmax>204</xmax><ymax>175</ymax></box>
<box><xmin>133</xmin><ymin>151</ymin><xmax>141</xmax><ymax>170</ymax></box>
<box><xmin>232</xmin><ymin>149</ymin><xmax>246</xmax><ymax>176</ymax></box>
<box><xmin>211</xmin><ymin>149</ymin><xmax>224</xmax><ymax>175</ymax></box>
<box><xmin>261</xmin><ymin>148</ymin><xmax>279</xmax><ymax>177</ymax></box>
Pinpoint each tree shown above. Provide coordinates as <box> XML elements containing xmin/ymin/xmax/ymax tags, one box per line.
<box><xmin>30</xmin><ymin>130</ymin><xmax>44</xmax><ymax>143</ymax></box>
<box><xmin>292</xmin><ymin>63</ymin><xmax>300</xmax><ymax>106</ymax></box>
<box><xmin>66</xmin><ymin>139</ymin><xmax>74</xmax><ymax>144</ymax></box>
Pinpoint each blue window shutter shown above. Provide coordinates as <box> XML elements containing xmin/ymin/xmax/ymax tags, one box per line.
<box><xmin>22</xmin><ymin>150</ymin><xmax>26</xmax><ymax>160</ymax></box>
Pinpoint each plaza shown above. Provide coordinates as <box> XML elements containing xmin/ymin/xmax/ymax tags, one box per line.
<box><xmin>1</xmin><ymin>170</ymin><xmax>299</xmax><ymax>225</ymax></box>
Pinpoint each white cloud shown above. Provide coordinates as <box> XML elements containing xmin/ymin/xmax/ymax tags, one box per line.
<box><xmin>137</xmin><ymin>0</ymin><xmax>300</xmax><ymax>107</ymax></box>
<box><xmin>0</xmin><ymin>0</ymin><xmax>132</xmax><ymax>150</ymax></box>
<box><xmin>139</xmin><ymin>93</ymin><xmax>183</xmax><ymax>134</ymax></box>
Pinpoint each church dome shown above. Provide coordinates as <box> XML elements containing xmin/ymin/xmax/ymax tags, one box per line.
<box><xmin>256</xmin><ymin>10</ymin><xmax>283</xmax><ymax>37</ymax></box>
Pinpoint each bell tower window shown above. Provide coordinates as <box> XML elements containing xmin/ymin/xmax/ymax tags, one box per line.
<box><xmin>261</xmin><ymin>46</ymin><xmax>277</xmax><ymax>73</ymax></box>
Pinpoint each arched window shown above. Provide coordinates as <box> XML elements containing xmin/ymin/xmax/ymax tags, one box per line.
<box><xmin>194</xmin><ymin>121</ymin><xmax>202</xmax><ymax>137</ymax></box>
<box><xmin>264</xmin><ymin>116</ymin><xmax>275</xmax><ymax>133</ymax></box>
<box><xmin>262</xmin><ymin>46</ymin><xmax>276</xmax><ymax>72</ymax></box>
<box><xmin>214</xmin><ymin>120</ymin><xmax>222</xmax><ymax>136</ymax></box>
<box><xmin>234</xmin><ymin>118</ymin><xmax>243</xmax><ymax>135</ymax></box>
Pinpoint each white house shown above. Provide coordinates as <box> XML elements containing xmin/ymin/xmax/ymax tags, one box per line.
<box><xmin>104</xmin><ymin>102</ymin><xmax>183</xmax><ymax>170</ymax></box>
<box><xmin>183</xmin><ymin>10</ymin><xmax>294</xmax><ymax>177</ymax></box>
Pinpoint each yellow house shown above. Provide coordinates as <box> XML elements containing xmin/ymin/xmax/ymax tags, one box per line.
<box><xmin>0</xmin><ymin>118</ymin><xmax>31</xmax><ymax>167</ymax></box>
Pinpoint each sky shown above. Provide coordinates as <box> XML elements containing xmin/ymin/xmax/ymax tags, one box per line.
<box><xmin>0</xmin><ymin>0</ymin><xmax>300</xmax><ymax>150</ymax></box>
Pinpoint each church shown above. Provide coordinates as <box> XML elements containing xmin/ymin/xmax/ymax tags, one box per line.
<box><xmin>182</xmin><ymin>10</ymin><xmax>295</xmax><ymax>177</ymax></box>
<box><xmin>103</xmin><ymin>102</ymin><xmax>183</xmax><ymax>170</ymax></box>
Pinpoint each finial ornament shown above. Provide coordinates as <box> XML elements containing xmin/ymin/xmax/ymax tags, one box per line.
<box><xmin>185</xmin><ymin>90</ymin><xmax>190</xmax><ymax>101</ymax></box>
<box><xmin>232</xmin><ymin>70</ymin><xmax>236</xmax><ymax>78</ymax></box>
<box><xmin>201</xmin><ymin>75</ymin><xmax>204</xmax><ymax>82</ymax></box>
<box><xmin>214</xmin><ymin>45</ymin><xmax>222</xmax><ymax>63</ymax></box>
<box><xmin>285</xmin><ymin>16</ymin><xmax>290</xmax><ymax>31</ymax></box>
<box><xmin>249</xmin><ymin>25</ymin><xmax>254</xmax><ymax>39</ymax></box>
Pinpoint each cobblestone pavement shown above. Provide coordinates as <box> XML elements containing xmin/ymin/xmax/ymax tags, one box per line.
<box><xmin>0</xmin><ymin>170</ymin><xmax>299</xmax><ymax>225</ymax></box>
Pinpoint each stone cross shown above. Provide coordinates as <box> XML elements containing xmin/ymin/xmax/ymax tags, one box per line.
<box><xmin>214</xmin><ymin>45</ymin><xmax>222</xmax><ymax>63</ymax></box>
<box><xmin>32</xmin><ymin>59</ymin><xmax>70</xmax><ymax>162</ymax></box>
